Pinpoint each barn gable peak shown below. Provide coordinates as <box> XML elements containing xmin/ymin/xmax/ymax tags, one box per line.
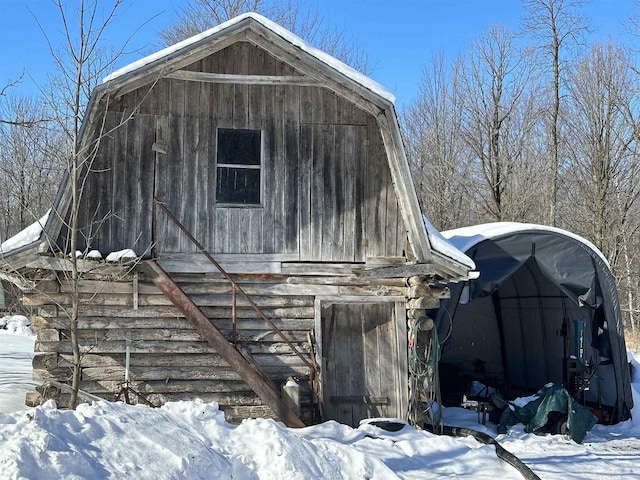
<box><xmin>102</xmin><ymin>12</ymin><xmax>395</xmax><ymax>107</ymax></box>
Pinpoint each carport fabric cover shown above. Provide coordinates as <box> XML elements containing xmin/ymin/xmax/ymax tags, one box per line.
<box><xmin>437</xmin><ymin>223</ymin><xmax>633</xmax><ymax>422</ymax></box>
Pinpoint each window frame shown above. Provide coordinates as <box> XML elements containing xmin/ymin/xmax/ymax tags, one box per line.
<box><xmin>214</xmin><ymin>127</ymin><xmax>264</xmax><ymax>207</ymax></box>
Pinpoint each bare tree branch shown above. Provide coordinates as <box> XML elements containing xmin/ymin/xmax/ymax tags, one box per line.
<box><xmin>157</xmin><ymin>0</ymin><xmax>374</xmax><ymax>74</ymax></box>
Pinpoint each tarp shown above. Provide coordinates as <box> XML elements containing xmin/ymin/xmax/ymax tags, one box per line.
<box><xmin>436</xmin><ymin>223</ymin><xmax>633</xmax><ymax>423</ymax></box>
<box><xmin>497</xmin><ymin>383</ymin><xmax>598</xmax><ymax>443</ymax></box>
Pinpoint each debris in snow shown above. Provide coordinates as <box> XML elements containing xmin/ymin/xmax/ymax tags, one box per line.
<box><xmin>0</xmin><ymin>315</ymin><xmax>33</xmax><ymax>336</ymax></box>
<box><xmin>106</xmin><ymin>249</ymin><xmax>137</xmax><ymax>262</ymax></box>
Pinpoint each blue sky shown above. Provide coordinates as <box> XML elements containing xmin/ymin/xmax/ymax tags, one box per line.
<box><xmin>0</xmin><ymin>0</ymin><xmax>635</xmax><ymax>107</ymax></box>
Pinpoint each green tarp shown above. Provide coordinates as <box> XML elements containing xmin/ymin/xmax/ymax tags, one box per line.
<box><xmin>497</xmin><ymin>384</ymin><xmax>598</xmax><ymax>443</ymax></box>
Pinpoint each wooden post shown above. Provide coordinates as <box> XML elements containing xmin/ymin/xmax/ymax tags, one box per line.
<box><xmin>138</xmin><ymin>260</ymin><xmax>305</xmax><ymax>428</ymax></box>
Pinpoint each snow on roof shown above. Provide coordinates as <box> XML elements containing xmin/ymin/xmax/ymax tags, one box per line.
<box><xmin>105</xmin><ymin>248</ymin><xmax>137</xmax><ymax>262</ymax></box>
<box><xmin>442</xmin><ymin>222</ymin><xmax>610</xmax><ymax>268</ymax></box>
<box><xmin>103</xmin><ymin>12</ymin><xmax>396</xmax><ymax>104</ymax></box>
<box><xmin>0</xmin><ymin>210</ymin><xmax>50</xmax><ymax>256</ymax></box>
<box><xmin>423</xmin><ymin>217</ymin><xmax>476</xmax><ymax>270</ymax></box>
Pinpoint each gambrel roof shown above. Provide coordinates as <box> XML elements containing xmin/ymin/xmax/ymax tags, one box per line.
<box><xmin>1</xmin><ymin>13</ymin><xmax>473</xmax><ymax>281</ymax></box>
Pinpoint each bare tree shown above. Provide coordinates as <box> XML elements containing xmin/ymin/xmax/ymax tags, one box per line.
<box><xmin>522</xmin><ymin>0</ymin><xmax>589</xmax><ymax>226</ymax></box>
<box><xmin>458</xmin><ymin>25</ymin><xmax>537</xmax><ymax>222</ymax></box>
<box><xmin>158</xmin><ymin>0</ymin><xmax>373</xmax><ymax>73</ymax></box>
<box><xmin>402</xmin><ymin>53</ymin><xmax>477</xmax><ymax>230</ymax></box>
<box><xmin>563</xmin><ymin>42</ymin><xmax>640</xmax><ymax>334</ymax></box>
<box><xmin>0</xmin><ymin>95</ymin><xmax>64</xmax><ymax>239</ymax></box>
<box><xmin>0</xmin><ymin>74</ymin><xmax>53</xmax><ymax>128</ymax></box>
<box><xmin>36</xmin><ymin>0</ymin><xmax>127</xmax><ymax>408</ymax></box>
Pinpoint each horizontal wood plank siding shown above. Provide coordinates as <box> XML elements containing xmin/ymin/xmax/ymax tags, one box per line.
<box><xmin>27</xmin><ymin>274</ymin><xmax>316</xmax><ymax>422</ymax></box>
<box><xmin>25</xmin><ymin>270</ymin><xmax>409</xmax><ymax>424</ymax></box>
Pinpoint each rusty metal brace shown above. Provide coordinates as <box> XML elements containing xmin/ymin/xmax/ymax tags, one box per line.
<box><xmin>153</xmin><ymin>197</ymin><xmax>314</xmax><ymax>372</ymax></box>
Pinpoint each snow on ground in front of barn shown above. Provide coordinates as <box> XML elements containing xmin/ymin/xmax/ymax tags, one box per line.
<box><xmin>0</xmin><ymin>315</ymin><xmax>37</xmax><ymax>413</ymax></box>
<box><xmin>1</xmin><ymin>322</ymin><xmax>640</xmax><ymax>479</ymax></box>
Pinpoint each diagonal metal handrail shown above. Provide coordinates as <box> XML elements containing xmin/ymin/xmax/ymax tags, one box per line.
<box><xmin>153</xmin><ymin>197</ymin><xmax>314</xmax><ymax>371</ymax></box>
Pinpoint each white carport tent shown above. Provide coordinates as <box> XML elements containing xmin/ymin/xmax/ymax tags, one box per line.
<box><xmin>436</xmin><ymin>223</ymin><xmax>633</xmax><ymax>423</ymax></box>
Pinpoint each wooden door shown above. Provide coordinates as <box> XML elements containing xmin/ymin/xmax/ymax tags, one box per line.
<box><xmin>321</xmin><ymin>302</ymin><xmax>406</xmax><ymax>427</ymax></box>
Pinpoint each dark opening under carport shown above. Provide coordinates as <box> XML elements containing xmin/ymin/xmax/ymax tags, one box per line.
<box><xmin>435</xmin><ymin>222</ymin><xmax>633</xmax><ymax>424</ymax></box>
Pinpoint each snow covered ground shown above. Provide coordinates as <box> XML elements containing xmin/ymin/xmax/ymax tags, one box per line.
<box><xmin>0</xmin><ymin>315</ymin><xmax>37</xmax><ymax>413</ymax></box>
<box><xmin>1</xmin><ymin>316</ymin><xmax>639</xmax><ymax>479</ymax></box>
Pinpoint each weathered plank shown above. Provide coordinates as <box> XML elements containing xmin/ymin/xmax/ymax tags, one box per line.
<box><xmin>159</xmin><ymin>259</ymin><xmax>283</xmax><ymax>274</ymax></box>
<box><xmin>284</xmin><ymin>276</ymin><xmax>406</xmax><ymax>287</ymax></box>
<box><xmin>37</xmin><ymin>339</ymin><xmax>310</xmax><ymax>357</ymax></box>
<box><xmin>32</xmin><ymin>316</ymin><xmax>315</xmax><ymax>332</ymax></box>
<box><xmin>72</xmin><ymin>328</ymin><xmax>310</xmax><ymax>343</ymax></box>
<box><xmin>357</xmin><ymin>263</ymin><xmax>437</xmax><ymax>279</ymax></box>
<box><xmin>182</xmin><ymin>76</ymin><xmax>202</xmax><ymax>255</ymax></box>
<box><xmin>37</xmin><ymin>340</ymin><xmax>221</xmax><ymax>355</ymax></box>
<box><xmin>281</xmin><ymin>263</ymin><xmax>360</xmax><ymax>276</ymax></box>
<box><xmin>332</xmin><ymin>125</ymin><xmax>346</xmax><ymax>261</ymax></box>
<box><xmin>58</xmin><ymin>353</ymin><xmax>227</xmax><ymax>368</ymax></box>
<box><xmin>56</xmin><ymin>279</ymin><xmax>159</xmax><ymax>294</ymax></box>
<box><xmin>35</xmin><ymin>303</ymin><xmax>315</xmax><ymax>319</ymax></box>
<box><xmin>24</xmin><ymin>292</ymin><xmax>315</xmax><ymax>308</ymax></box>
<box><xmin>77</xmin><ymin>379</ymin><xmax>254</xmax><ymax>394</ymax></box>
<box><xmin>37</xmin><ymin>305</ymin><xmax>182</xmax><ymax>318</ymax></box>
<box><xmin>76</xmin><ymin>361</ymin><xmax>308</xmax><ymax>379</ymax></box>
<box><xmin>321</xmin><ymin>124</ymin><xmax>336</xmax><ymax>261</ymax></box>
<box><xmin>283</xmin><ymin>84</ymin><xmax>300</xmax><ymax>254</ymax></box>
<box><xmin>376</xmin><ymin>303</ymin><xmax>398</xmax><ymax>418</ymax></box>
<box><xmin>82</xmin><ymin>366</ymin><xmax>237</xmax><ymax>381</ymax></box>
<box><xmin>309</xmin><ymin>122</ymin><xmax>324</xmax><ymax>260</ymax></box>
<box><xmin>174</xmin><ymin>282</ymin><xmax>405</xmax><ymax>297</ymax></box>
<box><xmin>165</xmin><ymin>71</ymin><xmax>320</xmax><ymax>86</ymax></box>
<box><xmin>25</xmin><ymin>256</ymin><xmax>131</xmax><ymax>275</ymax></box>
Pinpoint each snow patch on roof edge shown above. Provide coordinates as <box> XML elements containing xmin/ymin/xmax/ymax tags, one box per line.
<box><xmin>423</xmin><ymin>216</ymin><xmax>476</xmax><ymax>270</ymax></box>
<box><xmin>0</xmin><ymin>210</ymin><xmax>50</xmax><ymax>256</ymax></box>
<box><xmin>442</xmin><ymin>222</ymin><xmax>610</xmax><ymax>269</ymax></box>
<box><xmin>102</xmin><ymin>12</ymin><xmax>396</xmax><ymax>104</ymax></box>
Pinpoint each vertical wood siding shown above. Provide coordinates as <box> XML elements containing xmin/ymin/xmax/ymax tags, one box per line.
<box><xmin>321</xmin><ymin>303</ymin><xmax>403</xmax><ymax>426</ymax></box>
<box><xmin>68</xmin><ymin>42</ymin><xmax>408</xmax><ymax>261</ymax></box>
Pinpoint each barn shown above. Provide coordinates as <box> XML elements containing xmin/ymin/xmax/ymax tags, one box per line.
<box><xmin>0</xmin><ymin>13</ymin><xmax>474</xmax><ymax>427</ymax></box>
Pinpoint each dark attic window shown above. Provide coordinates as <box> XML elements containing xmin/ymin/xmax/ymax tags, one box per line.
<box><xmin>216</xmin><ymin>128</ymin><xmax>262</xmax><ymax>205</ymax></box>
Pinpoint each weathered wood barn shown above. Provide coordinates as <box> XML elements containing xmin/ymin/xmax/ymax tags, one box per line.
<box><xmin>0</xmin><ymin>13</ymin><xmax>474</xmax><ymax>427</ymax></box>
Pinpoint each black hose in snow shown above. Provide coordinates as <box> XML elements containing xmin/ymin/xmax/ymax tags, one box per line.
<box><xmin>425</xmin><ymin>424</ymin><xmax>541</xmax><ymax>480</ymax></box>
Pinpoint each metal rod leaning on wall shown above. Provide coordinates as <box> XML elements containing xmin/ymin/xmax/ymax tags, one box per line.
<box><xmin>152</xmin><ymin>197</ymin><xmax>314</xmax><ymax>371</ymax></box>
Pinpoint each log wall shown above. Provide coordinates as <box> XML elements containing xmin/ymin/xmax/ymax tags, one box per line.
<box><xmin>24</xmin><ymin>262</ymin><xmax>409</xmax><ymax>424</ymax></box>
